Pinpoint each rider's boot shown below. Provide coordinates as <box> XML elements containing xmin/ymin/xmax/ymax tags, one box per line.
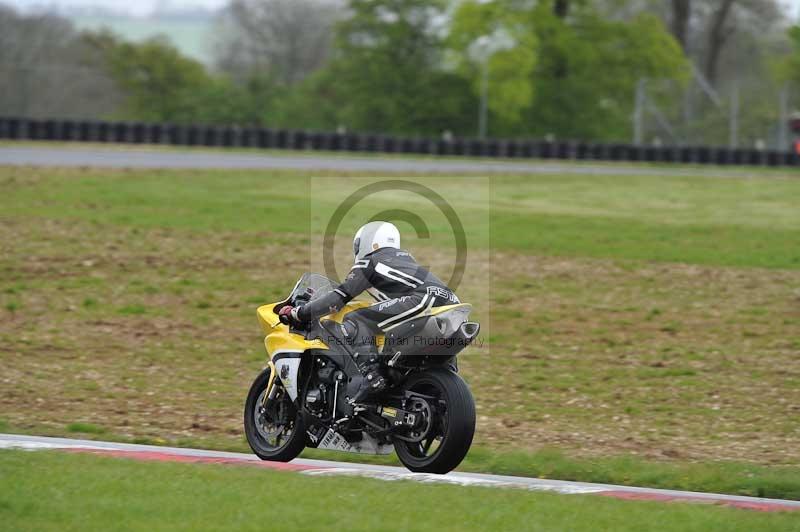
<box><xmin>352</xmin><ymin>347</ymin><xmax>387</xmax><ymax>403</ymax></box>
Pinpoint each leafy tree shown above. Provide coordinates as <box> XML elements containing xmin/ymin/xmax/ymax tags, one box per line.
<box><xmin>449</xmin><ymin>0</ymin><xmax>538</xmax><ymax>133</ymax></box>
<box><xmin>84</xmin><ymin>32</ymin><xmax>220</xmax><ymax>122</ymax></box>
<box><xmin>450</xmin><ymin>0</ymin><xmax>683</xmax><ymax>140</ymax></box>
<box><xmin>776</xmin><ymin>26</ymin><xmax>800</xmax><ymax>83</ymax></box>
<box><xmin>529</xmin><ymin>4</ymin><xmax>688</xmax><ymax>140</ymax></box>
<box><xmin>182</xmin><ymin>77</ymin><xmax>266</xmax><ymax>125</ymax></box>
<box><xmin>323</xmin><ymin>0</ymin><xmax>477</xmax><ymax>136</ymax></box>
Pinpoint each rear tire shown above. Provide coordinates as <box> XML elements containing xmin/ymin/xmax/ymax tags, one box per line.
<box><xmin>394</xmin><ymin>368</ymin><xmax>476</xmax><ymax>474</ymax></box>
<box><xmin>244</xmin><ymin>367</ymin><xmax>306</xmax><ymax>462</ymax></box>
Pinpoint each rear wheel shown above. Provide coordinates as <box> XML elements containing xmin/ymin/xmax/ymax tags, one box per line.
<box><xmin>244</xmin><ymin>367</ymin><xmax>306</xmax><ymax>462</ymax></box>
<box><xmin>393</xmin><ymin>368</ymin><xmax>476</xmax><ymax>474</ymax></box>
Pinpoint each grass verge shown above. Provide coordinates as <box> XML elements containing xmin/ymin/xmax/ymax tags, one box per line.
<box><xmin>6</xmin><ymin>421</ymin><xmax>800</xmax><ymax>501</ymax></box>
<box><xmin>300</xmin><ymin>446</ymin><xmax>800</xmax><ymax>502</ymax></box>
<box><xmin>3</xmin><ymin>166</ymin><xmax>800</xmax><ymax>267</ymax></box>
<box><xmin>1</xmin><ymin>450</ymin><xmax>797</xmax><ymax>531</ymax></box>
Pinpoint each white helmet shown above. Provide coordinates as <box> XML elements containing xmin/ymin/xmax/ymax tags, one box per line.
<box><xmin>353</xmin><ymin>221</ymin><xmax>400</xmax><ymax>260</ymax></box>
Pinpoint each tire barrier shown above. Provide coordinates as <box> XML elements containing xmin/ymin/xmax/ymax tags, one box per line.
<box><xmin>1</xmin><ymin>116</ymin><xmax>798</xmax><ymax>167</ymax></box>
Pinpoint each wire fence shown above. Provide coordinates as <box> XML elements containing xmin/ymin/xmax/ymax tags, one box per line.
<box><xmin>634</xmin><ymin>69</ymin><xmax>799</xmax><ymax>152</ymax></box>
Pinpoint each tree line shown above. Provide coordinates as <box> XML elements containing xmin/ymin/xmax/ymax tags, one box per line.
<box><xmin>1</xmin><ymin>0</ymin><xmax>798</xmax><ymax>146</ymax></box>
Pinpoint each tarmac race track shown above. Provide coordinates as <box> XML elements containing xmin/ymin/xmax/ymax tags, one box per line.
<box><xmin>0</xmin><ymin>145</ymin><xmax>790</xmax><ymax>177</ymax></box>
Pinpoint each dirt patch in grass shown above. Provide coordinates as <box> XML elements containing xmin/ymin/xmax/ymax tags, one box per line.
<box><xmin>1</xmin><ymin>218</ymin><xmax>798</xmax><ymax>465</ymax></box>
<box><xmin>0</xmin><ymin>218</ymin><xmax>306</xmax><ymax>441</ymax></box>
<box><xmin>469</xmin><ymin>252</ymin><xmax>800</xmax><ymax>462</ymax></box>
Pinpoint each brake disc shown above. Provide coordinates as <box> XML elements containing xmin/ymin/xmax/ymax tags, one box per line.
<box><xmin>397</xmin><ymin>397</ymin><xmax>433</xmax><ymax>443</ymax></box>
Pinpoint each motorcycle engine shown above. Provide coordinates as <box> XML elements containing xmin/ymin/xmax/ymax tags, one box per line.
<box><xmin>305</xmin><ymin>387</ymin><xmax>327</xmax><ymax>417</ymax></box>
<box><xmin>305</xmin><ymin>358</ymin><xmax>348</xmax><ymax>422</ymax></box>
<box><xmin>305</xmin><ymin>358</ymin><xmax>340</xmax><ymax>418</ymax></box>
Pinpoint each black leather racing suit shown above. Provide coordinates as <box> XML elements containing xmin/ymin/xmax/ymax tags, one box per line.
<box><xmin>296</xmin><ymin>247</ymin><xmax>459</xmax><ymax>362</ymax></box>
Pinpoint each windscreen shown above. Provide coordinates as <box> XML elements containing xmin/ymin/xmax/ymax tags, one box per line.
<box><xmin>289</xmin><ymin>273</ymin><xmax>334</xmax><ymax>304</ymax></box>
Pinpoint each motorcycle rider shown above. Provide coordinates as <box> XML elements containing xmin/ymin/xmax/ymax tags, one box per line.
<box><xmin>278</xmin><ymin>221</ymin><xmax>460</xmax><ymax>402</ymax></box>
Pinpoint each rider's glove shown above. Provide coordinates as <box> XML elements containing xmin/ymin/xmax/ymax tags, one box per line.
<box><xmin>278</xmin><ymin>305</ymin><xmax>302</xmax><ymax>326</ymax></box>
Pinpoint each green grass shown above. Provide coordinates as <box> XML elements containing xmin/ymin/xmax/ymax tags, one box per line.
<box><xmin>1</xmin><ymin>450</ymin><xmax>797</xmax><ymax>531</ymax></box>
<box><xmin>117</xmin><ymin>305</ymin><xmax>147</xmax><ymax>316</ymax></box>
<box><xmin>491</xmin><ymin>209</ymin><xmax>800</xmax><ymax>268</ymax></box>
<box><xmin>300</xmin><ymin>446</ymin><xmax>800</xmax><ymax>502</ymax></box>
<box><xmin>2</xmin><ymin>167</ymin><xmax>799</xmax><ymax>268</ymax></box>
<box><xmin>11</xmin><ymin>419</ymin><xmax>800</xmax><ymax>501</ymax></box>
<box><xmin>462</xmin><ymin>448</ymin><xmax>800</xmax><ymax>501</ymax></box>
<box><xmin>66</xmin><ymin>423</ymin><xmax>108</xmax><ymax>435</ymax></box>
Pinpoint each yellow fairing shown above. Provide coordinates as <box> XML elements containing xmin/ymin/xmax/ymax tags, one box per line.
<box><xmin>258</xmin><ymin>304</ymin><xmax>327</xmax><ymax>356</ymax></box>
<box><xmin>257</xmin><ymin>304</ymin><xmax>283</xmax><ymax>334</ymax></box>
<box><xmin>264</xmin><ymin>331</ymin><xmax>327</xmax><ymax>355</ymax></box>
<box><xmin>257</xmin><ymin>300</ymin><xmax>385</xmax><ymax>357</ymax></box>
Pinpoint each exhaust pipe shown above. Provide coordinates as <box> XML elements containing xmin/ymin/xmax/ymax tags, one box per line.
<box><xmin>459</xmin><ymin>322</ymin><xmax>480</xmax><ymax>343</ymax></box>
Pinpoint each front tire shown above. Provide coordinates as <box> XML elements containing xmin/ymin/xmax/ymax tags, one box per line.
<box><xmin>244</xmin><ymin>367</ymin><xmax>306</xmax><ymax>462</ymax></box>
<box><xmin>394</xmin><ymin>368</ymin><xmax>476</xmax><ymax>474</ymax></box>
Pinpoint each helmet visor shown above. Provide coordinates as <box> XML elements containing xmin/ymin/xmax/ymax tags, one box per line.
<box><xmin>353</xmin><ymin>237</ymin><xmax>360</xmax><ymax>258</ymax></box>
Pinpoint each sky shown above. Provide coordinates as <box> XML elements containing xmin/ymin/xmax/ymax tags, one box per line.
<box><xmin>5</xmin><ymin>0</ymin><xmax>800</xmax><ymax>18</ymax></box>
<box><xmin>5</xmin><ymin>0</ymin><xmax>229</xmax><ymax>16</ymax></box>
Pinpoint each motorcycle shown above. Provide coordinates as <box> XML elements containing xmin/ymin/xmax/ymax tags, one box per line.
<box><xmin>244</xmin><ymin>273</ymin><xmax>480</xmax><ymax>474</ymax></box>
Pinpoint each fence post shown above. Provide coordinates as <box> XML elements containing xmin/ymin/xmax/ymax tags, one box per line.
<box><xmin>779</xmin><ymin>84</ymin><xmax>790</xmax><ymax>151</ymax></box>
<box><xmin>633</xmin><ymin>79</ymin><xmax>646</xmax><ymax>145</ymax></box>
<box><xmin>729</xmin><ymin>84</ymin><xmax>739</xmax><ymax>149</ymax></box>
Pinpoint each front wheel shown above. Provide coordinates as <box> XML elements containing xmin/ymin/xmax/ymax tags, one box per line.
<box><xmin>393</xmin><ymin>368</ymin><xmax>476</xmax><ymax>474</ymax></box>
<box><xmin>244</xmin><ymin>367</ymin><xmax>306</xmax><ymax>462</ymax></box>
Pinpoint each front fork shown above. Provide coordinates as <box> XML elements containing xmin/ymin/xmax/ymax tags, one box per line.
<box><xmin>262</xmin><ymin>360</ymin><xmax>278</xmax><ymax>408</ymax></box>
